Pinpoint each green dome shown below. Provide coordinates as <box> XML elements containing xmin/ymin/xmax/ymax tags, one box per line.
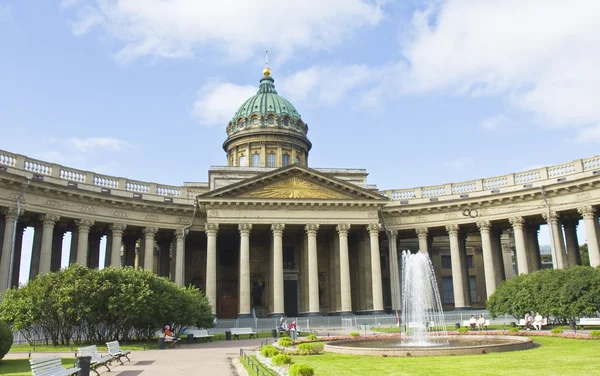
<box><xmin>232</xmin><ymin>75</ymin><xmax>302</xmax><ymax>122</ymax></box>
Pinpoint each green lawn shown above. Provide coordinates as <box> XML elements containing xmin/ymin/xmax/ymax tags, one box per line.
<box><xmin>0</xmin><ymin>358</ymin><xmax>76</xmax><ymax>376</ymax></box>
<box><xmin>288</xmin><ymin>337</ymin><xmax>600</xmax><ymax>376</ymax></box>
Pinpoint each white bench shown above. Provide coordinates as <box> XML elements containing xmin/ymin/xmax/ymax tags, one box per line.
<box><xmin>576</xmin><ymin>317</ymin><xmax>600</xmax><ymax>328</ymax></box>
<box><xmin>106</xmin><ymin>340</ymin><xmax>132</xmax><ymax>365</ymax></box>
<box><xmin>78</xmin><ymin>345</ymin><xmax>113</xmax><ymax>375</ymax></box>
<box><xmin>30</xmin><ymin>355</ymin><xmax>80</xmax><ymax>376</ymax></box>
<box><xmin>231</xmin><ymin>327</ymin><xmax>256</xmax><ymax>339</ymax></box>
<box><xmin>186</xmin><ymin>329</ymin><xmax>214</xmax><ymax>342</ymax></box>
<box><xmin>518</xmin><ymin>318</ymin><xmax>547</xmax><ymax>329</ymax></box>
<box><xmin>462</xmin><ymin>319</ymin><xmax>490</xmax><ymax>329</ymax></box>
<box><xmin>408</xmin><ymin>322</ymin><xmax>434</xmax><ymax>329</ymax></box>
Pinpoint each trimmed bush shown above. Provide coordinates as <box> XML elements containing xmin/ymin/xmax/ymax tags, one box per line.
<box><xmin>0</xmin><ymin>320</ymin><xmax>13</xmax><ymax>360</ymax></box>
<box><xmin>457</xmin><ymin>327</ymin><xmax>469</xmax><ymax>334</ymax></box>
<box><xmin>278</xmin><ymin>337</ymin><xmax>293</xmax><ymax>347</ymax></box>
<box><xmin>260</xmin><ymin>345</ymin><xmax>279</xmax><ymax>357</ymax></box>
<box><xmin>271</xmin><ymin>354</ymin><xmax>292</xmax><ymax>366</ymax></box>
<box><xmin>551</xmin><ymin>328</ymin><xmax>563</xmax><ymax>334</ymax></box>
<box><xmin>289</xmin><ymin>363</ymin><xmax>315</xmax><ymax>376</ymax></box>
<box><xmin>590</xmin><ymin>330</ymin><xmax>600</xmax><ymax>339</ymax></box>
<box><xmin>509</xmin><ymin>327</ymin><xmax>520</xmax><ymax>334</ymax></box>
<box><xmin>349</xmin><ymin>332</ymin><xmax>360</xmax><ymax>338</ymax></box>
<box><xmin>298</xmin><ymin>343</ymin><xmax>317</xmax><ymax>355</ymax></box>
<box><xmin>307</xmin><ymin>333</ymin><xmax>317</xmax><ymax>341</ymax></box>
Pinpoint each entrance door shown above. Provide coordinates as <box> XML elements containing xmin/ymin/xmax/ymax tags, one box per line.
<box><xmin>284</xmin><ymin>280</ymin><xmax>298</xmax><ymax>317</ymax></box>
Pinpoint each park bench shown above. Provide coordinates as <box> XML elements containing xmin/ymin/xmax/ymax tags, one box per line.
<box><xmin>462</xmin><ymin>319</ymin><xmax>490</xmax><ymax>329</ymax></box>
<box><xmin>30</xmin><ymin>355</ymin><xmax>80</xmax><ymax>376</ymax></box>
<box><xmin>186</xmin><ymin>329</ymin><xmax>214</xmax><ymax>342</ymax></box>
<box><xmin>518</xmin><ymin>318</ymin><xmax>547</xmax><ymax>329</ymax></box>
<box><xmin>231</xmin><ymin>327</ymin><xmax>256</xmax><ymax>339</ymax></box>
<box><xmin>408</xmin><ymin>322</ymin><xmax>434</xmax><ymax>329</ymax></box>
<box><xmin>106</xmin><ymin>340</ymin><xmax>132</xmax><ymax>365</ymax></box>
<box><xmin>78</xmin><ymin>345</ymin><xmax>112</xmax><ymax>375</ymax></box>
<box><xmin>576</xmin><ymin>317</ymin><xmax>600</xmax><ymax>328</ymax></box>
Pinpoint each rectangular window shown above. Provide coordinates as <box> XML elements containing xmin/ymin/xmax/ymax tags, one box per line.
<box><xmin>239</xmin><ymin>155</ymin><xmax>247</xmax><ymax>167</ymax></box>
<box><xmin>251</xmin><ymin>154</ymin><xmax>260</xmax><ymax>167</ymax></box>
<box><xmin>267</xmin><ymin>153</ymin><xmax>276</xmax><ymax>168</ymax></box>
<box><xmin>469</xmin><ymin>276</ymin><xmax>477</xmax><ymax>303</ymax></box>
<box><xmin>441</xmin><ymin>255</ymin><xmax>451</xmax><ymax>269</ymax></box>
<box><xmin>295</xmin><ymin>156</ymin><xmax>301</xmax><ymax>164</ymax></box>
<box><xmin>467</xmin><ymin>255</ymin><xmax>474</xmax><ymax>268</ymax></box>
<box><xmin>442</xmin><ymin>277</ymin><xmax>454</xmax><ymax>304</ymax></box>
<box><xmin>282</xmin><ymin>154</ymin><xmax>290</xmax><ymax>167</ymax></box>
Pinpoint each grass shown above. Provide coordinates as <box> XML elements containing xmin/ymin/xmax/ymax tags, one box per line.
<box><xmin>239</xmin><ymin>355</ymin><xmax>277</xmax><ymax>376</ymax></box>
<box><xmin>288</xmin><ymin>336</ymin><xmax>600</xmax><ymax>376</ymax></box>
<box><xmin>0</xmin><ymin>358</ymin><xmax>76</xmax><ymax>376</ymax></box>
<box><xmin>371</xmin><ymin>324</ymin><xmax>600</xmax><ymax>333</ymax></box>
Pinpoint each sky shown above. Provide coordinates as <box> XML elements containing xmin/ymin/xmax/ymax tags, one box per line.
<box><xmin>1</xmin><ymin>1</ymin><xmax>599</xmax><ymax>284</ymax></box>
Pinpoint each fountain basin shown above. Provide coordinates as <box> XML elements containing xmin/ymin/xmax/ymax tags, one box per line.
<box><xmin>324</xmin><ymin>335</ymin><xmax>533</xmax><ymax>357</ymax></box>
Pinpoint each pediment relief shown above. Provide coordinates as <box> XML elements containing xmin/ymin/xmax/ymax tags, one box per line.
<box><xmin>238</xmin><ymin>177</ymin><xmax>351</xmax><ymax>199</ymax></box>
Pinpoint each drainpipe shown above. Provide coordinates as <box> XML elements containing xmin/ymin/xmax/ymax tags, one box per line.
<box><xmin>541</xmin><ymin>187</ymin><xmax>559</xmax><ymax>269</ymax></box>
<box><xmin>8</xmin><ymin>176</ymin><xmax>31</xmax><ymax>289</ymax></box>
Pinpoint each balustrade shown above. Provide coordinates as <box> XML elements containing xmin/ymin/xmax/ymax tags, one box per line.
<box><xmin>59</xmin><ymin>168</ymin><xmax>86</xmax><ymax>183</ymax></box>
<box><xmin>93</xmin><ymin>175</ymin><xmax>119</xmax><ymax>188</ymax></box>
<box><xmin>24</xmin><ymin>159</ymin><xmax>52</xmax><ymax>175</ymax></box>
<box><xmin>0</xmin><ymin>153</ymin><xmax>16</xmax><ymax>167</ymax></box>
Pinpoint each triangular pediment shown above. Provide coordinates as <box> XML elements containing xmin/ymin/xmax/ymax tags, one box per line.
<box><xmin>198</xmin><ymin>165</ymin><xmax>387</xmax><ymax>201</ymax></box>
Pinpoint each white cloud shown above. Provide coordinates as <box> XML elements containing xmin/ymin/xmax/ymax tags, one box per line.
<box><xmin>574</xmin><ymin>125</ymin><xmax>600</xmax><ymax>144</ymax></box>
<box><xmin>192</xmin><ymin>82</ymin><xmax>256</xmax><ymax>127</ymax></box>
<box><xmin>61</xmin><ymin>0</ymin><xmax>384</xmax><ymax>63</ymax></box>
<box><xmin>443</xmin><ymin>157</ymin><xmax>474</xmax><ymax>170</ymax></box>
<box><xmin>480</xmin><ymin>114</ymin><xmax>510</xmax><ymax>131</ymax></box>
<box><xmin>400</xmin><ymin>0</ymin><xmax>600</xmax><ymax>129</ymax></box>
<box><xmin>66</xmin><ymin>137</ymin><xmax>134</xmax><ymax>152</ymax></box>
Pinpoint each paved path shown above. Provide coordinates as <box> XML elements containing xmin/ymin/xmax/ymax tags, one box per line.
<box><xmin>7</xmin><ymin>338</ymin><xmax>265</xmax><ymax>376</ymax></box>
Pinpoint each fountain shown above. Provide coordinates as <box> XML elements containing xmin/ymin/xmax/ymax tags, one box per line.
<box><xmin>324</xmin><ymin>250</ymin><xmax>533</xmax><ymax>356</ymax></box>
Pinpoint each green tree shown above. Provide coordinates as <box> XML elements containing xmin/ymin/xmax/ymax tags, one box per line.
<box><xmin>579</xmin><ymin>243</ymin><xmax>590</xmax><ymax>266</ymax></box>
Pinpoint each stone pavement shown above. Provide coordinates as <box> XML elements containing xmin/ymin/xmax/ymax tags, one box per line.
<box><xmin>7</xmin><ymin>338</ymin><xmax>266</xmax><ymax>376</ymax></box>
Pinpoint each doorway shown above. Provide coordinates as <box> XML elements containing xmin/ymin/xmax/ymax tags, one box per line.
<box><xmin>284</xmin><ymin>280</ymin><xmax>298</xmax><ymax>317</ymax></box>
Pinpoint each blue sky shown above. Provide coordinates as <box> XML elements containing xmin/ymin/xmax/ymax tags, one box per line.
<box><xmin>1</xmin><ymin>1</ymin><xmax>598</xmax><ymax>283</ymax></box>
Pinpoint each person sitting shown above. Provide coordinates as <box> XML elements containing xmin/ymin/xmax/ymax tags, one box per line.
<box><xmin>533</xmin><ymin>312</ymin><xmax>543</xmax><ymax>331</ymax></box>
<box><xmin>164</xmin><ymin>325</ymin><xmax>178</xmax><ymax>347</ymax></box>
<box><xmin>469</xmin><ymin>315</ymin><xmax>477</xmax><ymax>330</ymax></box>
<box><xmin>476</xmin><ymin>314</ymin><xmax>485</xmax><ymax>330</ymax></box>
<box><xmin>525</xmin><ymin>313</ymin><xmax>534</xmax><ymax>331</ymax></box>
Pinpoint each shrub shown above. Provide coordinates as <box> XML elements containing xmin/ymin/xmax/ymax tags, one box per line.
<box><xmin>278</xmin><ymin>337</ymin><xmax>293</xmax><ymax>347</ymax></box>
<box><xmin>289</xmin><ymin>363</ymin><xmax>315</xmax><ymax>376</ymax></box>
<box><xmin>551</xmin><ymin>328</ymin><xmax>563</xmax><ymax>334</ymax></box>
<box><xmin>508</xmin><ymin>327</ymin><xmax>520</xmax><ymax>334</ymax></box>
<box><xmin>307</xmin><ymin>333</ymin><xmax>317</xmax><ymax>341</ymax></box>
<box><xmin>260</xmin><ymin>345</ymin><xmax>279</xmax><ymax>357</ymax></box>
<box><xmin>457</xmin><ymin>327</ymin><xmax>469</xmax><ymax>334</ymax></box>
<box><xmin>590</xmin><ymin>330</ymin><xmax>600</xmax><ymax>339</ymax></box>
<box><xmin>298</xmin><ymin>343</ymin><xmax>324</xmax><ymax>355</ymax></box>
<box><xmin>271</xmin><ymin>354</ymin><xmax>292</xmax><ymax>366</ymax></box>
<box><xmin>0</xmin><ymin>321</ymin><xmax>13</xmax><ymax>360</ymax></box>
<box><xmin>349</xmin><ymin>332</ymin><xmax>360</xmax><ymax>338</ymax></box>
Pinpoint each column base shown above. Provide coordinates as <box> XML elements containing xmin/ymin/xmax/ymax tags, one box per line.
<box><xmin>267</xmin><ymin>312</ymin><xmax>286</xmax><ymax>318</ymax></box>
<box><xmin>299</xmin><ymin>312</ymin><xmax>322</xmax><ymax>317</ymax></box>
<box><xmin>355</xmin><ymin>310</ymin><xmax>386</xmax><ymax>315</ymax></box>
<box><xmin>327</xmin><ymin>311</ymin><xmax>354</xmax><ymax>316</ymax></box>
<box><xmin>237</xmin><ymin>313</ymin><xmax>253</xmax><ymax>319</ymax></box>
<box><xmin>452</xmin><ymin>306</ymin><xmax>473</xmax><ymax>311</ymax></box>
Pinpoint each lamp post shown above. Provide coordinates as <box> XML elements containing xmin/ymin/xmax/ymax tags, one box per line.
<box><xmin>7</xmin><ymin>176</ymin><xmax>31</xmax><ymax>289</ymax></box>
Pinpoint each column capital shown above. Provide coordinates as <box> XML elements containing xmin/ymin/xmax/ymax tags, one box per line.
<box><xmin>445</xmin><ymin>223</ymin><xmax>459</xmax><ymax>235</ymax></box>
<box><xmin>40</xmin><ymin>214</ymin><xmax>60</xmax><ymax>227</ymax></box>
<box><xmin>143</xmin><ymin>227</ymin><xmax>159</xmax><ymax>237</ymax></box>
<box><xmin>509</xmin><ymin>216</ymin><xmax>525</xmax><ymax>229</ymax></box>
<box><xmin>336</xmin><ymin>223</ymin><xmax>351</xmax><ymax>235</ymax></box>
<box><xmin>175</xmin><ymin>228</ymin><xmax>189</xmax><ymax>239</ymax></box>
<box><xmin>238</xmin><ymin>223</ymin><xmax>252</xmax><ymax>235</ymax></box>
<box><xmin>305</xmin><ymin>223</ymin><xmax>319</xmax><ymax>235</ymax></box>
<box><xmin>205</xmin><ymin>222</ymin><xmax>219</xmax><ymax>235</ymax></box>
<box><xmin>577</xmin><ymin>205</ymin><xmax>596</xmax><ymax>219</ymax></box>
<box><xmin>1</xmin><ymin>207</ymin><xmax>20</xmax><ymax>220</ymax></box>
<box><xmin>415</xmin><ymin>227</ymin><xmax>429</xmax><ymax>238</ymax></box>
<box><xmin>76</xmin><ymin>219</ymin><xmax>95</xmax><ymax>231</ymax></box>
<box><xmin>387</xmin><ymin>229</ymin><xmax>398</xmax><ymax>240</ymax></box>
<box><xmin>542</xmin><ymin>211</ymin><xmax>559</xmax><ymax>222</ymax></box>
<box><xmin>476</xmin><ymin>220</ymin><xmax>491</xmax><ymax>232</ymax></box>
<box><xmin>367</xmin><ymin>223</ymin><xmax>381</xmax><ymax>235</ymax></box>
<box><xmin>271</xmin><ymin>223</ymin><xmax>285</xmax><ymax>235</ymax></box>
<box><xmin>110</xmin><ymin>223</ymin><xmax>127</xmax><ymax>235</ymax></box>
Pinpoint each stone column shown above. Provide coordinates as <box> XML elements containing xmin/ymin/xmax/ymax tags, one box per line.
<box><xmin>337</xmin><ymin>224</ymin><xmax>352</xmax><ymax>314</ymax></box>
<box><xmin>578</xmin><ymin>206</ymin><xmax>600</xmax><ymax>267</ymax></box>
<box><xmin>368</xmin><ymin>223</ymin><xmax>384</xmax><ymax>313</ymax></box>
<box><xmin>543</xmin><ymin>212</ymin><xmax>566</xmax><ymax>269</ymax></box>
<box><xmin>87</xmin><ymin>232</ymin><xmax>101</xmax><ymax>269</ymax></box>
<box><xmin>205</xmin><ymin>223</ymin><xmax>219</xmax><ymax>315</ymax></box>
<box><xmin>387</xmin><ymin>229</ymin><xmax>400</xmax><ymax>312</ymax></box>
<box><xmin>526</xmin><ymin>224</ymin><xmax>541</xmax><ymax>272</ymax></box>
<box><xmin>271</xmin><ymin>224</ymin><xmax>285</xmax><ymax>316</ymax></box>
<box><xmin>238</xmin><ymin>223</ymin><xmax>252</xmax><ymax>317</ymax></box>
<box><xmin>175</xmin><ymin>229</ymin><xmax>187</xmax><ymax>286</ymax></box>
<box><xmin>75</xmin><ymin>219</ymin><xmax>94</xmax><ymax>266</ymax></box>
<box><xmin>477</xmin><ymin>221</ymin><xmax>497</xmax><ymax>298</ymax></box>
<box><xmin>416</xmin><ymin>227</ymin><xmax>429</xmax><ymax>254</ymax></box>
<box><xmin>562</xmin><ymin>219</ymin><xmax>581</xmax><ymax>266</ymax></box>
<box><xmin>305</xmin><ymin>223</ymin><xmax>320</xmax><ymax>315</ymax></box>
<box><xmin>29</xmin><ymin>224</ymin><xmax>43</xmax><ymax>280</ymax></box>
<box><xmin>12</xmin><ymin>224</ymin><xmax>25</xmax><ymax>288</ymax></box>
<box><xmin>143</xmin><ymin>227</ymin><xmax>158</xmax><ymax>272</ymax></box>
<box><xmin>50</xmin><ymin>228</ymin><xmax>65</xmax><ymax>272</ymax></box>
<box><xmin>446</xmin><ymin>224</ymin><xmax>466</xmax><ymax>308</ymax></box>
<box><xmin>109</xmin><ymin>223</ymin><xmax>126</xmax><ymax>268</ymax></box>
<box><xmin>0</xmin><ymin>208</ymin><xmax>18</xmax><ymax>292</ymax></box>
<box><xmin>509</xmin><ymin>217</ymin><xmax>529</xmax><ymax>274</ymax></box>
<box><xmin>39</xmin><ymin>214</ymin><xmax>60</xmax><ymax>275</ymax></box>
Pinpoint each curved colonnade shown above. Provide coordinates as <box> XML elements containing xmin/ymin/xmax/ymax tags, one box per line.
<box><xmin>1</xmin><ymin>148</ymin><xmax>600</xmax><ymax>317</ymax></box>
